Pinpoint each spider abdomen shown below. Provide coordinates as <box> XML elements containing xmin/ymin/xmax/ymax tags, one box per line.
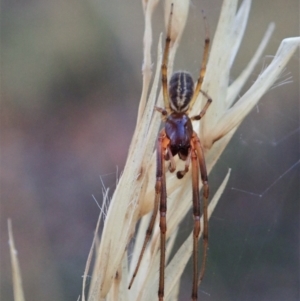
<box><xmin>165</xmin><ymin>113</ymin><xmax>193</xmax><ymax>159</ymax></box>
<box><xmin>169</xmin><ymin>71</ymin><xmax>194</xmax><ymax>112</ymax></box>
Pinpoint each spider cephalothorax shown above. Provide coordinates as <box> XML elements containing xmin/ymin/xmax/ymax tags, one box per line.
<box><xmin>165</xmin><ymin>112</ymin><xmax>193</xmax><ymax>161</ymax></box>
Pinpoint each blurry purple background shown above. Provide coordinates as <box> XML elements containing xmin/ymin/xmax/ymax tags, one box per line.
<box><xmin>1</xmin><ymin>0</ymin><xmax>299</xmax><ymax>300</ymax></box>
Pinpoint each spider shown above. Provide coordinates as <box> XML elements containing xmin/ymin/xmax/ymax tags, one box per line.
<box><xmin>128</xmin><ymin>4</ymin><xmax>211</xmax><ymax>301</ymax></box>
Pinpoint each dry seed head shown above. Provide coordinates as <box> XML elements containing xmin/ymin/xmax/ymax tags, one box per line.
<box><xmin>83</xmin><ymin>1</ymin><xmax>300</xmax><ymax>300</ymax></box>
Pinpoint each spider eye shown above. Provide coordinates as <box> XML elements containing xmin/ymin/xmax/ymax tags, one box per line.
<box><xmin>169</xmin><ymin>71</ymin><xmax>194</xmax><ymax>112</ymax></box>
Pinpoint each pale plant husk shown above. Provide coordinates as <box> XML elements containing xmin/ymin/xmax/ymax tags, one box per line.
<box><xmin>8</xmin><ymin>219</ymin><xmax>26</xmax><ymax>301</ymax></box>
<box><xmin>84</xmin><ymin>0</ymin><xmax>299</xmax><ymax>301</ymax></box>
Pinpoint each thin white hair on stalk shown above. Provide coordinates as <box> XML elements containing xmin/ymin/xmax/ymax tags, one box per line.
<box><xmin>258</xmin><ymin>55</ymin><xmax>293</xmax><ymax>90</ymax></box>
<box><xmin>82</xmin><ymin>188</ymin><xmax>110</xmax><ymax>301</ymax></box>
<box><xmin>270</xmin><ymin>68</ymin><xmax>293</xmax><ymax>90</ymax></box>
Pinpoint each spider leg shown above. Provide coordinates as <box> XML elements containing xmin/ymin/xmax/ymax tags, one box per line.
<box><xmin>190</xmin><ymin>143</ymin><xmax>201</xmax><ymax>301</ymax></box>
<box><xmin>155</xmin><ymin>106</ymin><xmax>168</xmax><ymax>117</ymax></box>
<box><xmin>188</xmin><ymin>10</ymin><xmax>210</xmax><ymax>112</ymax></box>
<box><xmin>158</xmin><ymin>133</ymin><xmax>168</xmax><ymax>301</ymax></box>
<box><xmin>166</xmin><ymin>146</ymin><xmax>176</xmax><ymax>173</ymax></box>
<box><xmin>128</xmin><ymin>130</ymin><xmax>169</xmax><ymax>290</ymax></box>
<box><xmin>193</xmin><ymin>133</ymin><xmax>209</xmax><ymax>287</ymax></box>
<box><xmin>190</xmin><ymin>90</ymin><xmax>212</xmax><ymax>121</ymax></box>
<box><xmin>177</xmin><ymin>149</ymin><xmax>192</xmax><ymax>179</ymax></box>
<box><xmin>161</xmin><ymin>3</ymin><xmax>174</xmax><ymax>113</ymax></box>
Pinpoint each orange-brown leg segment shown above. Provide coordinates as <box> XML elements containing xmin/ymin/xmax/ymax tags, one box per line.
<box><xmin>128</xmin><ymin>130</ymin><xmax>169</xmax><ymax>290</ymax></box>
<box><xmin>191</xmin><ymin>90</ymin><xmax>212</xmax><ymax>121</ymax></box>
<box><xmin>161</xmin><ymin>3</ymin><xmax>174</xmax><ymax>113</ymax></box>
<box><xmin>165</xmin><ymin>146</ymin><xmax>176</xmax><ymax>173</ymax></box>
<box><xmin>158</xmin><ymin>144</ymin><xmax>167</xmax><ymax>301</ymax></box>
<box><xmin>177</xmin><ymin>149</ymin><xmax>192</xmax><ymax>179</ymax></box>
<box><xmin>190</xmin><ymin>145</ymin><xmax>201</xmax><ymax>301</ymax></box>
<box><xmin>193</xmin><ymin>133</ymin><xmax>209</xmax><ymax>287</ymax></box>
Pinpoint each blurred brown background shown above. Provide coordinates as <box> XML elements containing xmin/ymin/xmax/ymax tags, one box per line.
<box><xmin>1</xmin><ymin>0</ymin><xmax>299</xmax><ymax>300</ymax></box>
